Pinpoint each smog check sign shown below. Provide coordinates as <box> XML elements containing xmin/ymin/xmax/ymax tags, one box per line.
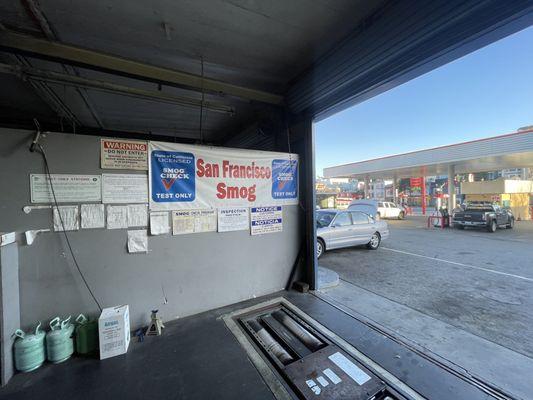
<box><xmin>150</xmin><ymin>150</ymin><xmax>195</xmax><ymax>202</ymax></box>
<box><xmin>148</xmin><ymin>141</ymin><xmax>299</xmax><ymax>211</ymax></box>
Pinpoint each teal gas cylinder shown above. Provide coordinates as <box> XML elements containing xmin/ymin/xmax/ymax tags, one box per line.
<box><xmin>46</xmin><ymin>316</ymin><xmax>75</xmax><ymax>363</ymax></box>
<box><xmin>75</xmin><ymin>314</ymin><xmax>98</xmax><ymax>355</ymax></box>
<box><xmin>13</xmin><ymin>322</ymin><xmax>46</xmax><ymax>372</ymax></box>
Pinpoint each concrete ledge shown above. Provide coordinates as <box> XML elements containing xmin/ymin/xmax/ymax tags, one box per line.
<box><xmin>317</xmin><ymin>266</ymin><xmax>339</xmax><ymax>290</ymax></box>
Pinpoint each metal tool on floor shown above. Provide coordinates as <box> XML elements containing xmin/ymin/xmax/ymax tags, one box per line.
<box><xmin>146</xmin><ymin>310</ymin><xmax>165</xmax><ymax>336</ymax></box>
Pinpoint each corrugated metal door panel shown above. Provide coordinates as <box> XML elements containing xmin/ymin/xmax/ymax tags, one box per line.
<box><xmin>287</xmin><ymin>0</ymin><xmax>533</xmax><ymax>120</ymax></box>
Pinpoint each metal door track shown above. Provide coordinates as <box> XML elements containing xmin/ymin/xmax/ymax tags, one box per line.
<box><xmin>222</xmin><ymin>298</ymin><xmax>424</xmax><ymax>400</ymax></box>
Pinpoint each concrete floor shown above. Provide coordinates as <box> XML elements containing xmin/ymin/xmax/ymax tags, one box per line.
<box><xmin>318</xmin><ymin>217</ymin><xmax>533</xmax><ymax>399</ymax></box>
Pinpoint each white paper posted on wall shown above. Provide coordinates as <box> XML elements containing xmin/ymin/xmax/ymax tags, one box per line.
<box><xmin>81</xmin><ymin>204</ymin><xmax>105</xmax><ymax>229</ymax></box>
<box><xmin>102</xmin><ymin>174</ymin><xmax>148</xmax><ymax>204</ymax></box>
<box><xmin>127</xmin><ymin>230</ymin><xmax>148</xmax><ymax>253</ymax></box>
<box><xmin>127</xmin><ymin>204</ymin><xmax>148</xmax><ymax>227</ymax></box>
<box><xmin>53</xmin><ymin>206</ymin><xmax>79</xmax><ymax>231</ymax></box>
<box><xmin>250</xmin><ymin>206</ymin><xmax>282</xmax><ymax>235</ymax></box>
<box><xmin>150</xmin><ymin>212</ymin><xmax>170</xmax><ymax>235</ymax></box>
<box><xmin>31</xmin><ymin>174</ymin><xmax>101</xmax><ymax>203</ymax></box>
<box><xmin>217</xmin><ymin>207</ymin><xmax>249</xmax><ymax>232</ymax></box>
<box><xmin>172</xmin><ymin>209</ymin><xmax>217</xmax><ymax>235</ymax></box>
<box><xmin>106</xmin><ymin>205</ymin><xmax>128</xmax><ymax>229</ymax></box>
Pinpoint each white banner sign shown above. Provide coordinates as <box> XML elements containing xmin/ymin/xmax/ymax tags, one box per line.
<box><xmin>101</xmin><ymin>138</ymin><xmax>148</xmax><ymax>170</ymax></box>
<box><xmin>30</xmin><ymin>174</ymin><xmax>101</xmax><ymax>203</ymax></box>
<box><xmin>250</xmin><ymin>206</ymin><xmax>282</xmax><ymax>235</ymax></box>
<box><xmin>149</xmin><ymin>141</ymin><xmax>298</xmax><ymax>211</ymax></box>
<box><xmin>217</xmin><ymin>207</ymin><xmax>249</xmax><ymax>232</ymax></box>
<box><xmin>102</xmin><ymin>174</ymin><xmax>148</xmax><ymax>204</ymax></box>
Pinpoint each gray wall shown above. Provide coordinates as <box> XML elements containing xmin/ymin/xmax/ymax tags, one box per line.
<box><xmin>0</xmin><ymin>128</ymin><xmax>301</xmax><ymax>329</ymax></box>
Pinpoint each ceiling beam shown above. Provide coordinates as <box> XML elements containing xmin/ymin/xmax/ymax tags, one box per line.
<box><xmin>0</xmin><ymin>63</ymin><xmax>235</xmax><ymax>115</ymax></box>
<box><xmin>0</xmin><ymin>30</ymin><xmax>284</xmax><ymax>106</ymax></box>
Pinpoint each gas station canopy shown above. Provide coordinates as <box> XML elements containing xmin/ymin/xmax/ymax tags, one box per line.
<box><xmin>324</xmin><ymin>129</ymin><xmax>533</xmax><ymax>180</ymax></box>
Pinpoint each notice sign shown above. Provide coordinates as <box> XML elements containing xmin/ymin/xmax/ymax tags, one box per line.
<box><xmin>172</xmin><ymin>209</ymin><xmax>217</xmax><ymax>235</ymax></box>
<box><xmin>101</xmin><ymin>138</ymin><xmax>148</xmax><ymax>170</ymax></box>
<box><xmin>217</xmin><ymin>207</ymin><xmax>249</xmax><ymax>232</ymax></box>
<box><xmin>102</xmin><ymin>174</ymin><xmax>148</xmax><ymax>204</ymax></box>
<box><xmin>149</xmin><ymin>141</ymin><xmax>298</xmax><ymax>211</ymax></box>
<box><xmin>30</xmin><ymin>174</ymin><xmax>101</xmax><ymax>203</ymax></box>
<box><xmin>250</xmin><ymin>206</ymin><xmax>282</xmax><ymax>235</ymax></box>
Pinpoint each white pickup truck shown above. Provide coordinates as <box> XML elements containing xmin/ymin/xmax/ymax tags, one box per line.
<box><xmin>376</xmin><ymin>201</ymin><xmax>405</xmax><ymax>219</ymax></box>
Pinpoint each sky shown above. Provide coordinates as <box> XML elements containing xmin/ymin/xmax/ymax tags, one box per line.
<box><xmin>314</xmin><ymin>26</ymin><xmax>533</xmax><ymax>176</ymax></box>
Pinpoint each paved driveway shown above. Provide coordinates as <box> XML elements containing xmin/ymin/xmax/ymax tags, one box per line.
<box><xmin>318</xmin><ymin>217</ymin><xmax>533</xmax><ymax>399</ymax></box>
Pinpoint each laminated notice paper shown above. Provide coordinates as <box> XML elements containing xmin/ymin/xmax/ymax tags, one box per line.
<box><xmin>31</xmin><ymin>174</ymin><xmax>101</xmax><ymax>203</ymax></box>
<box><xmin>150</xmin><ymin>212</ymin><xmax>170</xmax><ymax>235</ymax></box>
<box><xmin>217</xmin><ymin>207</ymin><xmax>249</xmax><ymax>232</ymax></box>
<box><xmin>127</xmin><ymin>230</ymin><xmax>148</xmax><ymax>253</ymax></box>
<box><xmin>250</xmin><ymin>206</ymin><xmax>282</xmax><ymax>235</ymax></box>
<box><xmin>81</xmin><ymin>204</ymin><xmax>105</xmax><ymax>229</ymax></box>
<box><xmin>172</xmin><ymin>209</ymin><xmax>217</xmax><ymax>235</ymax></box>
<box><xmin>102</xmin><ymin>174</ymin><xmax>148</xmax><ymax>204</ymax></box>
<box><xmin>127</xmin><ymin>204</ymin><xmax>148</xmax><ymax>227</ymax></box>
<box><xmin>106</xmin><ymin>205</ymin><xmax>128</xmax><ymax>229</ymax></box>
<box><xmin>53</xmin><ymin>206</ymin><xmax>79</xmax><ymax>231</ymax></box>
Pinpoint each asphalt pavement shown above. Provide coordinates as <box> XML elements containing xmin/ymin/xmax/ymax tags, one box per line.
<box><xmin>318</xmin><ymin>216</ymin><xmax>533</xmax><ymax>399</ymax></box>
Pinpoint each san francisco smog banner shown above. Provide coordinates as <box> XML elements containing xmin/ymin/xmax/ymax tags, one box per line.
<box><xmin>148</xmin><ymin>141</ymin><xmax>299</xmax><ymax>210</ymax></box>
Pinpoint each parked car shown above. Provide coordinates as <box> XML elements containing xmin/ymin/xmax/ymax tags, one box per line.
<box><xmin>348</xmin><ymin>199</ymin><xmax>405</xmax><ymax>220</ymax></box>
<box><xmin>316</xmin><ymin>209</ymin><xmax>390</xmax><ymax>258</ymax></box>
<box><xmin>452</xmin><ymin>202</ymin><xmax>514</xmax><ymax>232</ymax></box>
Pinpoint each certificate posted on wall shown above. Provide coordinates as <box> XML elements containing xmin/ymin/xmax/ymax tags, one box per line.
<box><xmin>172</xmin><ymin>209</ymin><xmax>217</xmax><ymax>235</ymax></box>
<box><xmin>102</xmin><ymin>174</ymin><xmax>148</xmax><ymax>204</ymax></box>
<box><xmin>217</xmin><ymin>207</ymin><xmax>249</xmax><ymax>232</ymax></box>
<box><xmin>53</xmin><ymin>206</ymin><xmax>80</xmax><ymax>231</ymax></box>
<box><xmin>101</xmin><ymin>138</ymin><xmax>148</xmax><ymax>170</ymax></box>
<box><xmin>81</xmin><ymin>204</ymin><xmax>105</xmax><ymax>229</ymax></box>
<box><xmin>30</xmin><ymin>174</ymin><xmax>101</xmax><ymax>203</ymax></box>
<box><xmin>250</xmin><ymin>206</ymin><xmax>282</xmax><ymax>235</ymax></box>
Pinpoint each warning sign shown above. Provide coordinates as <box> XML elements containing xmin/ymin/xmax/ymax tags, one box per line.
<box><xmin>101</xmin><ymin>138</ymin><xmax>148</xmax><ymax>170</ymax></box>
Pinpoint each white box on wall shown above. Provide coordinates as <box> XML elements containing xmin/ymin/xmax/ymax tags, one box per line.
<box><xmin>98</xmin><ymin>305</ymin><xmax>130</xmax><ymax>360</ymax></box>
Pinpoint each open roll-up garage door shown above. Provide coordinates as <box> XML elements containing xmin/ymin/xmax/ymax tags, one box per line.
<box><xmin>0</xmin><ymin>1</ymin><xmax>532</xmax><ymax>398</ymax></box>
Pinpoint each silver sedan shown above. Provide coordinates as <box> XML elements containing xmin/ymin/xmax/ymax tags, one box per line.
<box><xmin>316</xmin><ymin>209</ymin><xmax>389</xmax><ymax>258</ymax></box>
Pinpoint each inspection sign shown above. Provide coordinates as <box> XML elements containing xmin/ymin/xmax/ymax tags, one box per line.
<box><xmin>101</xmin><ymin>138</ymin><xmax>148</xmax><ymax>170</ymax></box>
<box><xmin>217</xmin><ymin>207</ymin><xmax>249</xmax><ymax>232</ymax></box>
<box><xmin>250</xmin><ymin>206</ymin><xmax>282</xmax><ymax>235</ymax></box>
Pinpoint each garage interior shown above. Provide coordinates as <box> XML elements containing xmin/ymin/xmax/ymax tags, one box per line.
<box><xmin>0</xmin><ymin>1</ymin><xmax>532</xmax><ymax>399</ymax></box>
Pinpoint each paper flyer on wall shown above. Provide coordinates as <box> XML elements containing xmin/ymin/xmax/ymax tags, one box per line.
<box><xmin>172</xmin><ymin>209</ymin><xmax>217</xmax><ymax>235</ymax></box>
<box><xmin>31</xmin><ymin>174</ymin><xmax>101</xmax><ymax>203</ymax></box>
<box><xmin>250</xmin><ymin>206</ymin><xmax>282</xmax><ymax>235</ymax></box>
<box><xmin>150</xmin><ymin>212</ymin><xmax>170</xmax><ymax>235</ymax></box>
<box><xmin>102</xmin><ymin>174</ymin><xmax>148</xmax><ymax>204</ymax></box>
<box><xmin>107</xmin><ymin>205</ymin><xmax>128</xmax><ymax>229</ymax></box>
<box><xmin>81</xmin><ymin>204</ymin><xmax>105</xmax><ymax>229</ymax></box>
<box><xmin>127</xmin><ymin>230</ymin><xmax>148</xmax><ymax>253</ymax></box>
<box><xmin>148</xmin><ymin>141</ymin><xmax>298</xmax><ymax>211</ymax></box>
<box><xmin>101</xmin><ymin>138</ymin><xmax>148</xmax><ymax>170</ymax></box>
<box><xmin>53</xmin><ymin>206</ymin><xmax>80</xmax><ymax>232</ymax></box>
<box><xmin>217</xmin><ymin>207</ymin><xmax>249</xmax><ymax>232</ymax></box>
<box><xmin>127</xmin><ymin>204</ymin><xmax>148</xmax><ymax>227</ymax></box>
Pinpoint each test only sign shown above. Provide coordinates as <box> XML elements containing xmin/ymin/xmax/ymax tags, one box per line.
<box><xmin>101</xmin><ymin>138</ymin><xmax>148</xmax><ymax>170</ymax></box>
<box><xmin>148</xmin><ymin>141</ymin><xmax>298</xmax><ymax>210</ymax></box>
<box><xmin>251</xmin><ymin>206</ymin><xmax>282</xmax><ymax>235</ymax></box>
